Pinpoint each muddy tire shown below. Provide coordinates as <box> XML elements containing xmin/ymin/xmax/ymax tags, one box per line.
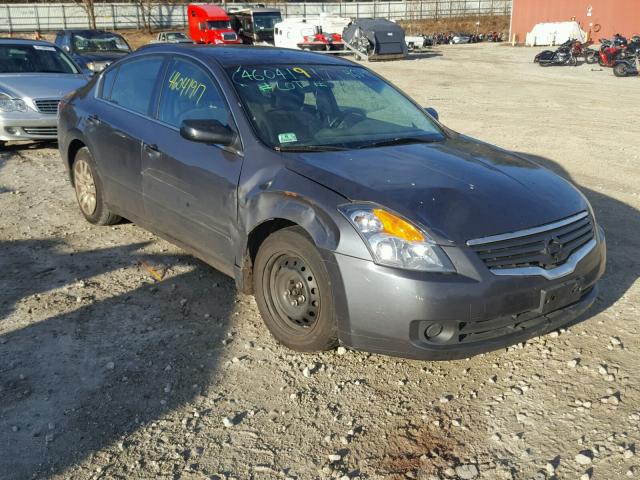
<box><xmin>71</xmin><ymin>147</ymin><xmax>121</xmax><ymax>225</ymax></box>
<box><xmin>253</xmin><ymin>226</ymin><xmax>338</xmax><ymax>352</ymax></box>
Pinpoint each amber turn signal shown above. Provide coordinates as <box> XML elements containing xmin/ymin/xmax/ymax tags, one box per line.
<box><xmin>373</xmin><ymin>208</ymin><xmax>425</xmax><ymax>242</ymax></box>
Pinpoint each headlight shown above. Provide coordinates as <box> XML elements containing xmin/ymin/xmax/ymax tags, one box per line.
<box><xmin>86</xmin><ymin>62</ymin><xmax>96</xmax><ymax>71</ymax></box>
<box><xmin>339</xmin><ymin>204</ymin><xmax>455</xmax><ymax>272</ymax></box>
<box><xmin>0</xmin><ymin>93</ymin><xmax>27</xmax><ymax>113</ymax></box>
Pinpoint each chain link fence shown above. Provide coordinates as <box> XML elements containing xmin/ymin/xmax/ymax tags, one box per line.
<box><xmin>0</xmin><ymin>1</ymin><xmax>511</xmax><ymax>33</ymax></box>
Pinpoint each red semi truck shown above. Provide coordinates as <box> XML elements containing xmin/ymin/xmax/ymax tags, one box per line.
<box><xmin>187</xmin><ymin>4</ymin><xmax>242</xmax><ymax>45</ymax></box>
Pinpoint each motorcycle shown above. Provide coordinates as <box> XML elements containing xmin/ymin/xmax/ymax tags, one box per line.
<box><xmin>613</xmin><ymin>52</ymin><xmax>640</xmax><ymax>77</ymax></box>
<box><xmin>572</xmin><ymin>40</ymin><xmax>598</xmax><ymax>63</ymax></box>
<box><xmin>486</xmin><ymin>31</ymin><xmax>502</xmax><ymax>42</ymax></box>
<box><xmin>534</xmin><ymin>39</ymin><xmax>579</xmax><ymax>66</ymax></box>
<box><xmin>626</xmin><ymin>35</ymin><xmax>640</xmax><ymax>56</ymax></box>
<box><xmin>598</xmin><ymin>38</ymin><xmax>627</xmax><ymax>67</ymax></box>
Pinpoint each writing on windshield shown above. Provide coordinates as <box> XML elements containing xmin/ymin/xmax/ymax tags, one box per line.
<box><xmin>231</xmin><ymin>65</ymin><xmax>366</xmax><ymax>93</ymax></box>
<box><xmin>226</xmin><ymin>64</ymin><xmax>443</xmax><ymax>150</ymax></box>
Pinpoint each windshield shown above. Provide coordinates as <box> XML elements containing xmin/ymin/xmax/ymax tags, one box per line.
<box><xmin>207</xmin><ymin>20</ymin><xmax>232</xmax><ymax>30</ymax></box>
<box><xmin>253</xmin><ymin>13</ymin><xmax>282</xmax><ymax>31</ymax></box>
<box><xmin>72</xmin><ymin>33</ymin><xmax>131</xmax><ymax>53</ymax></box>
<box><xmin>0</xmin><ymin>44</ymin><xmax>80</xmax><ymax>74</ymax></box>
<box><xmin>227</xmin><ymin>64</ymin><xmax>444</xmax><ymax>150</ymax></box>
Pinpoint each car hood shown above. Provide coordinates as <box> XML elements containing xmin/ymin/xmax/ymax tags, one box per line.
<box><xmin>73</xmin><ymin>51</ymin><xmax>129</xmax><ymax>63</ymax></box>
<box><xmin>0</xmin><ymin>73</ymin><xmax>88</xmax><ymax>100</ymax></box>
<box><xmin>285</xmin><ymin>135</ymin><xmax>587</xmax><ymax>244</ymax></box>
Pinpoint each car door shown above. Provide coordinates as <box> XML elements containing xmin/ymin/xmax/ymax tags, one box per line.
<box><xmin>141</xmin><ymin>55</ymin><xmax>243</xmax><ymax>273</ymax></box>
<box><xmin>90</xmin><ymin>55</ymin><xmax>165</xmax><ymax>220</ymax></box>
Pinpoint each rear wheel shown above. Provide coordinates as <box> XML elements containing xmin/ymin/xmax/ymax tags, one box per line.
<box><xmin>253</xmin><ymin>226</ymin><xmax>338</xmax><ymax>352</ymax></box>
<box><xmin>614</xmin><ymin>63</ymin><xmax>630</xmax><ymax>77</ymax></box>
<box><xmin>72</xmin><ymin>147</ymin><xmax>121</xmax><ymax>225</ymax></box>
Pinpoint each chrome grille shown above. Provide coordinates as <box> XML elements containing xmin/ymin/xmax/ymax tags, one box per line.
<box><xmin>468</xmin><ymin>212</ymin><xmax>594</xmax><ymax>271</ymax></box>
<box><xmin>34</xmin><ymin>99</ymin><xmax>59</xmax><ymax>114</ymax></box>
<box><xmin>22</xmin><ymin>126</ymin><xmax>57</xmax><ymax>136</ymax></box>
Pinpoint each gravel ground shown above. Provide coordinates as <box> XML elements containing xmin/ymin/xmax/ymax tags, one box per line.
<box><xmin>1</xmin><ymin>43</ymin><xmax>639</xmax><ymax>480</ymax></box>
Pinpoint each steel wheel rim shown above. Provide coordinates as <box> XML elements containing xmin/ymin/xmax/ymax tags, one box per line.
<box><xmin>74</xmin><ymin>158</ymin><xmax>97</xmax><ymax>216</ymax></box>
<box><xmin>265</xmin><ymin>252</ymin><xmax>320</xmax><ymax>332</ymax></box>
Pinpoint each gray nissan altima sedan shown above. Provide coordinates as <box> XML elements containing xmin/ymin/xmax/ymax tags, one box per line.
<box><xmin>57</xmin><ymin>45</ymin><xmax>606</xmax><ymax>360</ymax></box>
<box><xmin>0</xmin><ymin>39</ymin><xmax>87</xmax><ymax>146</ymax></box>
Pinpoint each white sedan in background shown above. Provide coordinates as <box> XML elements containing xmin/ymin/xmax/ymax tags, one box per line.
<box><xmin>0</xmin><ymin>39</ymin><xmax>87</xmax><ymax>147</ymax></box>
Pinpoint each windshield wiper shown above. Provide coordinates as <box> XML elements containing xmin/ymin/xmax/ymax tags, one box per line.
<box><xmin>276</xmin><ymin>145</ymin><xmax>348</xmax><ymax>152</ymax></box>
<box><xmin>357</xmin><ymin>136</ymin><xmax>439</xmax><ymax>149</ymax></box>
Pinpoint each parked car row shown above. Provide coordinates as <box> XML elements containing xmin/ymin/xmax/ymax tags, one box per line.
<box><xmin>422</xmin><ymin>31</ymin><xmax>506</xmax><ymax>46</ymax></box>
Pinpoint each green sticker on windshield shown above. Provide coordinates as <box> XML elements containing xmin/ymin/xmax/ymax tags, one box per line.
<box><xmin>278</xmin><ymin>132</ymin><xmax>297</xmax><ymax>144</ymax></box>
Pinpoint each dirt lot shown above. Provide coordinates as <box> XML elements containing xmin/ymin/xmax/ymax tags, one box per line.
<box><xmin>1</xmin><ymin>44</ymin><xmax>639</xmax><ymax>480</ymax></box>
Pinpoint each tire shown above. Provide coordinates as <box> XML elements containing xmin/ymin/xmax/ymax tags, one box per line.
<box><xmin>585</xmin><ymin>51</ymin><xmax>598</xmax><ymax>64</ymax></box>
<box><xmin>71</xmin><ymin>147</ymin><xmax>121</xmax><ymax>225</ymax></box>
<box><xmin>613</xmin><ymin>63</ymin><xmax>630</xmax><ymax>77</ymax></box>
<box><xmin>253</xmin><ymin>226</ymin><xmax>338</xmax><ymax>352</ymax></box>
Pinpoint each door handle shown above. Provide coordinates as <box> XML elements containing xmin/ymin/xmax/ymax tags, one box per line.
<box><xmin>143</xmin><ymin>143</ymin><xmax>160</xmax><ymax>156</ymax></box>
<box><xmin>86</xmin><ymin>114</ymin><xmax>100</xmax><ymax>125</ymax></box>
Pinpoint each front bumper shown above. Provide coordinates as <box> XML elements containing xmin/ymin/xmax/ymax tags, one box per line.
<box><xmin>0</xmin><ymin>111</ymin><xmax>57</xmax><ymax>141</ymax></box>
<box><xmin>326</xmin><ymin>227</ymin><xmax>606</xmax><ymax>360</ymax></box>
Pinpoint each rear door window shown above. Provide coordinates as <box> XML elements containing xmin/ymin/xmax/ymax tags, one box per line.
<box><xmin>109</xmin><ymin>56</ymin><xmax>164</xmax><ymax>115</ymax></box>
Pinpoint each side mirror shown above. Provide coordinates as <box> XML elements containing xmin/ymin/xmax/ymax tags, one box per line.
<box><xmin>180</xmin><ymin>119</ymin><xmax>236</xmax><ymax>146</ymax></box>
<box><xmin>424</xmin><ymin>107</ymin><xmax>439</xmax><ymax>120</ymax></box>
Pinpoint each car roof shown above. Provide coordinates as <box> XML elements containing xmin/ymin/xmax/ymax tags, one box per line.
<box><xmin>134</xmin><ymin>44</ymin><xmax>353</xmax><ymax>67</ymax></box>
<box><xmin>0</xmin><ymin>38</ymin><xmax>58</xmax><ymax>47</ymax></box>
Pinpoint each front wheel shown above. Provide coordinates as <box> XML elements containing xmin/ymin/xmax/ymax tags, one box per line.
<box><xmin>253</xmin><ymin>226</ymin><xmax>338</xmax><ymax>352</ymax></box>
<box><xmin>72</xmin><ymin>147</ymin><xmax>121</xmax><ymax>225</ymax></box>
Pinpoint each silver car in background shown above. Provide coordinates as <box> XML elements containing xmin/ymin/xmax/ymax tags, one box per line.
<box><xmin>0</xmin><ymin>39</ymin><xmax>87</xmax><ymax>146</ymax></box>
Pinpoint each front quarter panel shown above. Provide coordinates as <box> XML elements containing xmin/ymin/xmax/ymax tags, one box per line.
<box><xmin>239</xmin><ymin>164</ymin><xmax>372</xmax><ymax>261</ymax></box>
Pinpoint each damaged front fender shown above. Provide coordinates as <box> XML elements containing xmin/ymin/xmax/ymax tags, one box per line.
<box><xmin>234</xmin><ymin>167</ymin><xmax>372</xmax><ymax>292</ymax></box>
